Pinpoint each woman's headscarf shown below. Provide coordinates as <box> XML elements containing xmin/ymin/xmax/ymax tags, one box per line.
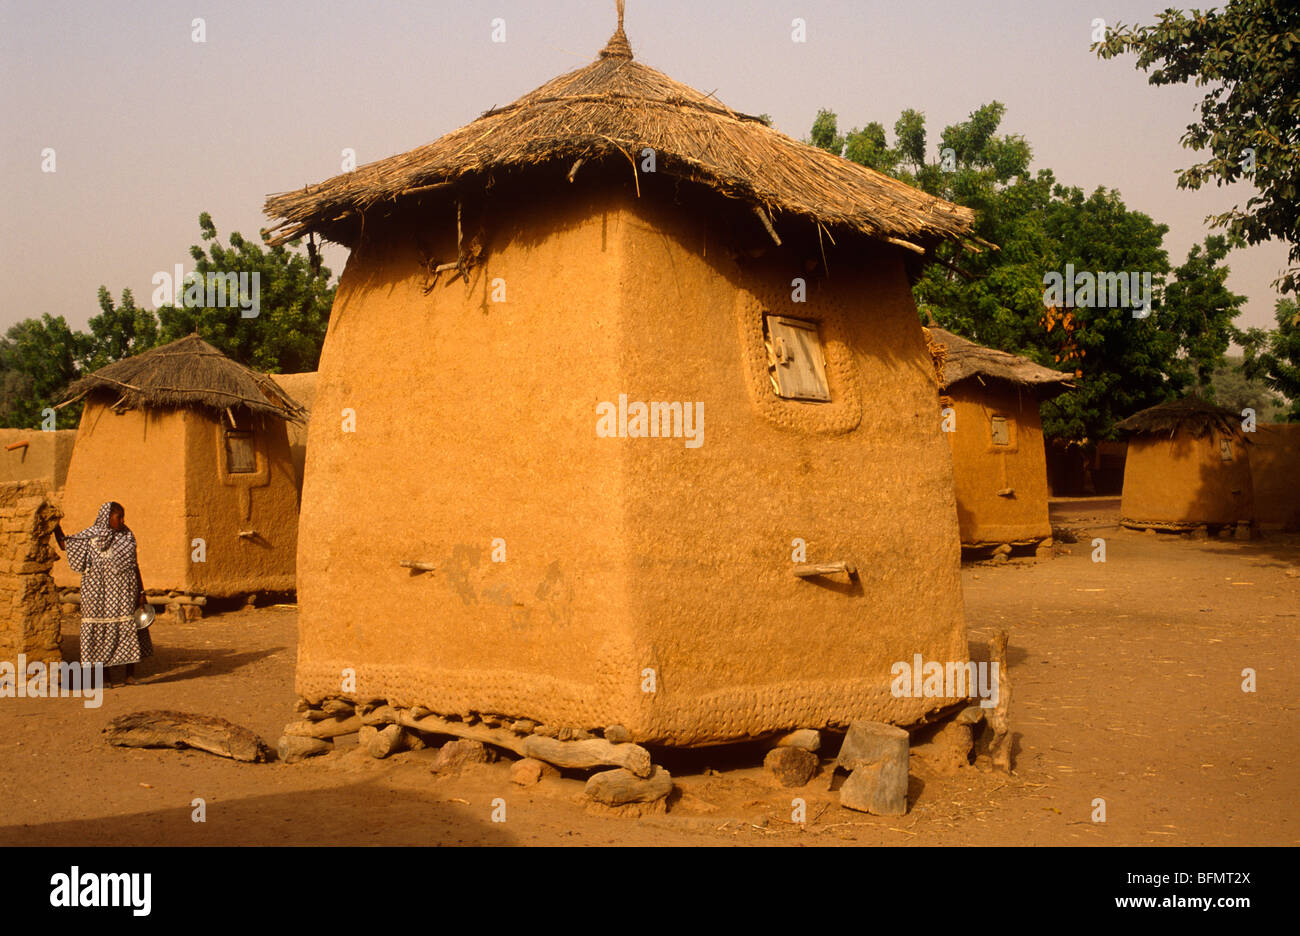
<box><xmin>65</xmin><ymin>501</ymin><xmax>136</xmax><ymax>575</ymax></box>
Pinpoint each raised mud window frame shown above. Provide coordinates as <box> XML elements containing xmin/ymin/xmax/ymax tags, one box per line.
<box><xmin>764</xmin><ymin>314</ymin><xmax>831</xmax><ymax>402</ymax></box>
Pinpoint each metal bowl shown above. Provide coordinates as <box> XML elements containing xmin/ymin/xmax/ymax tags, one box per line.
<box><xmin>135</xmin><ymin>604</ymin><xmax>156</xmax><ymax>630</ymax></box>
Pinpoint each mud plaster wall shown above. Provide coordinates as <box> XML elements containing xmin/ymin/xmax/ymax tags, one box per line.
<box><xmin>1120</xmin><ymin>430</ymin><xmax>1254</xmax><ymax>527</ymax></box>
<box><xmin>183</xmin><ymin>410</ymin><xmax>299</xmax><ymax>597</ymax></box>
<box><xmin>54</xmin><ymin>404</ymin><xmax>299</xmax><ymax>596</ymax></box>
<box><xmin>945</xmin><ymin>382</ymin><xmax>1052</xmax><ymax>546</ymax></box>
<box><xmin>0</xmin><ymin>480</ymin><xmax>63</xmax><ymax>667</ymax></box>
<box><xmin>269</xmin><ymin>372</ymin><xmax>317</xmax><ymax>492</ymax></box>
<box><xmin>55</xmin><ymin>404</ymin><xmax>189</xmax><ymax>592</ymax></box>
<box><xmin>0</xmin><ymin>429</ymin><xmax>76</xmax><ymax>490</ymax></box>
<box><xmin>295</xmin><ymin>188</ymin><xmax>968</xmax><ymax>746</ymax></box>
<box><xmin>1250</xmin><ymin>423</ymin><xmax>1300</xmax><ymax>530</ymax></box>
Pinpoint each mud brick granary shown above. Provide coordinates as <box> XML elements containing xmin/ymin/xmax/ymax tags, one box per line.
<box><xmin>265</xmin><ymin>9</ymin><xmax>984</xmax><ymax>745</ymax></box>
<box><xmin>1116</xmin><ymin>397</ymin><xmax>1255</xmax><ymax>533</ymax></box>
<box><xmin>56</xmin><ymin>334</ymin><xmax>305</xmax><ymax>599</ymax></box>
<box><xmin>925</xmin><ymin>327</ymin><xmax>1074</xmax><ymax>552</ymax></box>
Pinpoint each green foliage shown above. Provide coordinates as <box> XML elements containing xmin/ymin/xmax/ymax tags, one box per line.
<box><xmin>154</xmin><ymin>212</ymin><xmax>334</xmax><ymax>374</ymax></box>
<box><xmin>809</xmin><ymin>102</ymin><xmax>1249</xmax><ymax>443</ymax></box>
<box><xmin>0</xmin><ymin>214</ymin><xmax>335</xmax><ymax>429</ymax></box>
<box><xmin>1095</xmin><ymin>0</ymin><xmax>1300</xmax><ymax>295</ymax></box>
<box><xmin>1210</xmin><ymin>355</ymin><xmax>1285</xmax><ymax>421</ymax></box>
<box><xmin>1238</xmin><ymin>298</ymin><xmax>1300</xmax><ymax>420</ymax></box>
<box><xmin>0</xmin><ymin>314</ymin><xmax>85</xmax><ymax>429</ymax></box>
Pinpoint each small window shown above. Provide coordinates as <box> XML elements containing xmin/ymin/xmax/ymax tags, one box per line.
<box><xmin>765</xmin><ymin>315</ymin><xmax>830</xmax><ymax>402</ymax></box>
<box><xmin>990</xmin><ymin>416</ymin><xmax>1011</xmax><ymax>446</ymax></box>
<box><xmin>224</xmin><ymin>431</ymin><xmax>257</xmax><ymax>473</ymax></box>
<box><xmin>1220</xmin><ymin>438</ymin><xmax>1234</xmax><ymax>462</ymax></box>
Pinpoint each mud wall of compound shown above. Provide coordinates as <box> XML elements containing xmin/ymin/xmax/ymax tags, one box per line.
<box><xmin>0</xmin><ymin>481</ymin><xmax>64</xmax><ymax>667</ymax></box>
<box><xmin>269</xmin><ymin>372</ymin><xmax>317</xmax><ymax>492</ymax></box>
<box><xmin>1250</xmin><ymin>423</ymin><xmax>1300</xmax><ymax>531</ymax></box>
<box><xmin>184</xmin><ymin>410</ymin><xmax>299</xmax><ymax>597</ymax></box>
<box><xmin>0</xmin><ymin>429</ymin><xmax>76</xmax><ymax>490</ymax></box>
<box><xmin>1120</xmin><ymin>431</ymin><xmax>1254</xmax><ymax>528</ymax></box>
<box><xmin>295</xmin><ymin>185</ymin><xmax>968</xmax><ymax>745</ymax></box>
<box><xmin>945</xmin><ymin>382</ymin><xmax>1052</xmax><ymax>546</ymax></box>
<box><xmin>54</xmin><ymin>404</ymin><xmax>190</xmax><ymax>592</ymax></box>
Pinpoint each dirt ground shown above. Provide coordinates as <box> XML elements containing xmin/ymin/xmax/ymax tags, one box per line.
<box><xmin>2</xmin><ymin>498</ymin><xmax>1296</xmax><ymax>846</ymax></box>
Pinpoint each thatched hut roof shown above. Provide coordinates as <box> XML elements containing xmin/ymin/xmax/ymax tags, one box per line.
<box><xmin>1115</xmin><ymin>396</ymin><xmax>1245</xmax><ymax>440</ymax></box>
<box><xmin>925</xmin><ymin>327</ymin><xmax>1075</xmax><ymax>399</ymax></box>
<box><xmin>263</xmin><ymin>10</ymin><xmax>976</xmax><ymax>252</ymax></box>
<box><xmin>61</xmin><ymin>334</ymin><xmax>306</xmax><ymax>424</ymax></box>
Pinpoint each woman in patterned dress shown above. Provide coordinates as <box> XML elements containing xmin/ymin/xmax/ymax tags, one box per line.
<box><xmin>55</xmin><ymin>501</ymin><xmax>153</xmax><ymax>687</ymax></box>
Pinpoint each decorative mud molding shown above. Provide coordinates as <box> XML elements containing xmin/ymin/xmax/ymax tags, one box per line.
<box><xmin>732</xmin><ymin>288</ymin><xmax>862</xmax><ymax>435</ymax></box>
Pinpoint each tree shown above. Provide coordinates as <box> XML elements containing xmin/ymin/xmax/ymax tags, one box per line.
<box><xmin>80</xmin><ymin>287</ymin><xmax>160</xmax><ymax>373</ymax></box>
<box><xmin>1159</xmin><ymin>235</ymin><xmax>1247</xmax><ymax>391</ymax></box>
<box><xmin>0</xmin><ymin>314</ymin><xmax>85</xmax><ymax>429</ymax></box>
<box><xmin>806</xmin><ymin>103</ymin><xmax>1247</xmax><ymax>442</ymax></box>
<box><xmin>153</xmin><ymin>213</ymin><xmax>335</xmax><ymax>373</ymax></box>
<box><xmin>1238</xmin><ymin>298</ymin><xmax>1300</xmax><ymax>420</ymax></box>
<box><xmin>1095</xmin><ymin>1</ymin><xmax>1300</xmax><ymax>295</ymax></box>
<box><xmin>1211</xmin><ymin>355</ymin><xmax>1284</xmax><ymax>421</ymax></box>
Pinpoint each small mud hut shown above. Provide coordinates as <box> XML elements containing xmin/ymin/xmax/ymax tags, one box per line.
<box><xmin>925</xmin><ymin>327</ymin><xmax>1074</xmax><ymax>553</ymax></box>
<box><xmin>265</xmin><ymin>11</ymin><xmax>982</xmax><ymax>747</ymax></box>
<box><xmin>1248</xmin><ymin>422</ymin><xmax>1300</xmax><ymax>531</ymax></box>
<box><xmin>55</xmin><ymin>334</ymin><xmax>306</xmax><ymax>599</ymax></box>
<box><xmin>1115</xmin><ymin>397</ymin><xmax>1254</xmax><ymax>532</ymax></box>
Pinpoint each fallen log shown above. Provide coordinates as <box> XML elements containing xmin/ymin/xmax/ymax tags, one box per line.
<box><xmin>104</xmin><ymin>710</ymin><xmax>270</xmax><ymax>763</ymax></box>
<box><xmin>365</xmin><ymin>707</ymin><xmax>652</xmax><ymax>778</ymax></box>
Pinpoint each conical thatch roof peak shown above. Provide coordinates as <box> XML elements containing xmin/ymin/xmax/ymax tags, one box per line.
<box><xmin>925</xmin><ymin>327</ymin><xmax>1075</xmax><ymax>399</ymax></box>
<box><xmin>263</xmin><ymin>7</ymin><xmax>976</xmax><ymax>252</ymax></box>
<box><xmin>1115</xmin><ymin>396</ymin><xmax>1244</xmax><ymax>440</ymax></box>
<box><xmin>599</xmin><ymin>0</ymin><xmax>632</xmax><ymax>59</ymax></box>
<box><xmin>61</xmin><ymin>333</ymin><xmax>307</xmax><ymax>424</ymax></box>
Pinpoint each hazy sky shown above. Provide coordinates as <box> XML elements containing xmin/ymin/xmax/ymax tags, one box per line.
<box><xmin>1</xmin><ymin>0</ymin><xmax>1290</xmax><ymax>336</ymax></box>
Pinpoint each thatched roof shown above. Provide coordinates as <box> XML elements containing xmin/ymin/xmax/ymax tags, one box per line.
<box><xmin>925</xmin><ymin>327</ymin><xmax>1075</xmax><ymax>399</ymax></box>
<box><xmin>263</xmin><ymin>10</ymin><xmax>976</xmax><ymax>251</ymax></box>
<box><xmin>61</xmin><ymin>334</ymin><xmax>306</xmax><ymax>424</ymax></box>
<box><xmin>1115</xmin><ymin>396</ymin><xmax>1244</xmax><ymax>439</ymax></box>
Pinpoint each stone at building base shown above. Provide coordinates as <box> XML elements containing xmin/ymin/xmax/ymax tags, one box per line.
<box><xmin>511</xmin><ymin>757</ymin><xmax>561</xmax><ymax>785</ymax></box>
<box><xmin>431</xmin><ymin>739</ymin><xmax>496</xmax><ymax>773</ymax></box>
<box><xmin>774</xmin><ymin>728</ymin><xmax>821</xmax><ymax>751</ymax></box>
<box><xmin>584</xmin><ymin>765</ymin><xmax>673</xmax><ymax>807</ymax></box>
<box><xmin>278</xmin><ymin>734</ymin><xmax>331</xmax><ymax>763</ymax></box>
<box><xmin>764</xmin><ymin>746</ymin><xmax>819</xmax><ymax>787</ymax></box>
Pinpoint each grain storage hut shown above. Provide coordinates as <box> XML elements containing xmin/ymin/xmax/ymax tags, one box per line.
<box><xmin>264</xmin><ymin>12</ymin><xmax>982</xmax><ymax>746</ymax></box>
<box><xmin>1116</xmin><ymin>397</ymin><xmax>1254</xmax><ymax>532</ymax></box>
<box><xmin>925</xmin><ymin>327</ymin><xmax>1073</xmax><ymax>552</ymax></box>
<box><xmin>54</xmin><ymin>334</ymin><xmax>306</xmax><ymax>599</ymax></box>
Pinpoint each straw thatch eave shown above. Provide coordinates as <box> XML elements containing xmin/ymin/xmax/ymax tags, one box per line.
<box><xmin>1115</xmin><ymin>396</ymin><xmax>1245</xmax><ymax>440</ymax></box>
<box><xmin>263</xmin><ymin>24</ymin><xmax>976</xmax><ymax>253</ymax></box>
<box><xmin>925</xmin><ymin>327</ymin><xmax>1075</xmax><ymax>400</ymax></box>
<box><xmin>59</xmin><ymin>334</ymin><xmax>307</xmax><ymax>424</ymax></box>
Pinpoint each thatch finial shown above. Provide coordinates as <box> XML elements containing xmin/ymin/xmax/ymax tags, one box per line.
<box><xmin>600</xmin><ymin>0</ymin><xmax>632</xmax><ymax>59</ymax></box>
